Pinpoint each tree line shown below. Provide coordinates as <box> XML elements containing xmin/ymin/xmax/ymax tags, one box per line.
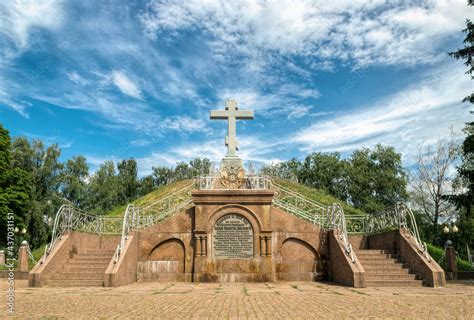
<box><xmin>0</xmin><ymin>124</ymin><xmax>211</xmax><ymax>249</ymax></box>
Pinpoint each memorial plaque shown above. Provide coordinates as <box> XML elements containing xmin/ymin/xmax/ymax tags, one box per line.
<box><xmin>212</xmin><ymin>214</ymin><xmax>253</xmax><ymax>259</ymax></box>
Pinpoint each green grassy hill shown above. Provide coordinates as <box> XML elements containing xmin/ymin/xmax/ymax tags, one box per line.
<box><xmin>106</xmin><ymin>178</ymin><xmax>366</xmax><ymax>217</ymax></box>
<box><xmin>273</xmin><ymin>179</ymin><xmax>366</xmax><ymax>216</ymax></box>
<box><xmin>106</xmin><ymin>179</ymin><xmax>194</xmax><ymax>216</ymax></box>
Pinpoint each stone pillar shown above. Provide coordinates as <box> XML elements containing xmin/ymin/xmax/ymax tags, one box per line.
<box><xmin>195</xmin><ymin>235</ymin><xmax>202</xmax><ymax>257</ymax></box>
<box><xmin>17</xmin><ymin>241</ymin><xmax>29</xmax><ymax>272</ymax></box>
<box><xmin>201</xmin><ymin>235</ymin><xmax>207</xmax><ymax>256</ymax></box>
<box><xmin>260</xmin><ymin>236</ymin><xmax>266</xmax><ymax>257</ymax></box>
<box><xmin>445</xmin><ymin>243</ymin><xmax>457</xmax><ymax>279</ymax></box>
<box><xmin>264</xmin><ymin>235</ymin><xmax>272</xmax><ymax>256</ymax></box>
<box><xmin>0</xmin><ymin>250</ymin><xmax>5</xmax><ymax>265</ymax></box>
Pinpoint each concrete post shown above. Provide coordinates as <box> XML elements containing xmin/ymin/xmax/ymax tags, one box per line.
<box><xmin>445</xmin><ymin>243</ymin><xmax>457</xmax><ymax>280</ymax></box>
<box><xmin>0</xmin><ymin>250</ymin><xmax>5</xmax><ymax>265</ymax></box>
<box><xmin>17</xmin><ymin>240</ymin><xmax>29</xmax><ymax>272</ymax></box>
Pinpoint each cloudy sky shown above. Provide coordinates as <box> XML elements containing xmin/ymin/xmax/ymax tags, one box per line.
<box><xmin>1</xmin><ymin>0</ymin><xmax>471</xmax><ymax>175</ymax></box>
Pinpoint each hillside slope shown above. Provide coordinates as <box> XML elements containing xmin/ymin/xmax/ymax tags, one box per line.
<box><xmin>106</xmin><ymin>178</ymin><xmax>366</xmax><ymax>217</ymax></box>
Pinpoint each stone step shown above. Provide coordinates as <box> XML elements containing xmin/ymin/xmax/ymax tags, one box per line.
<box><xmin>359</xmin><ymin>260</ymin><xmax>402</xmax><ymax>267</ymax></box>
<box><xmin>364</xmin><ymin>268</ymin><xmax>411</xmax><ymax>275</ymax></box>
<box><xmin>52</xmin><ymin>273</ymin><xmax>104</xmax><ymax>280</ymax></box>
<box><xmin>363</xmin><ymin>265</ymin><xmax>406</xmax><ymax>272</ymax></box>
<box><xmin>62</xmin><ymin>264</ymin><xmax>107</xmax><ymax>272</ymax></box>
<box><xmin>357</xmin><ymin>254</ymin><xmax>397</xmax><ymax>260</ymax></box>
<box><xmin>355</xmin><ymin>250</ymin><xmax>395</xmax><ymax>255</ymax></box>
<box><xmin>69</xmin><ymin>256</ymin><xmax>112</xmax><ymax>263</ymax></box>
<box><xmin>47</xmin><ymin>279</ymin><xmax>104</xmax><ymax>287</ymax></box>
<box><xmin>67</xmin><ymin>260</ymin><xmax>110</xmax><ymax>266</ymax></box>
<box><xmin>358</xmin><ymin>257</ymin><xmax>399</xmax><ymax>263</ymax></box>
<box><xmin>57</xmin><ymin>269</ymin><xmax>105</xmax><ymax>275</ymax></box>
<box><xmin>365</xmin><ymin>273</ymin><xmax>417</xmax><ymax>281</ymax></box>
<box><xmin>80</xmin><ymin>251</ymin><xmax>115</xmax><ymax>255</ymax></box>
<box><xmin>365</xmin><ymin>280</ymin><xmax>422</xmax><ymax>287</ymax></box>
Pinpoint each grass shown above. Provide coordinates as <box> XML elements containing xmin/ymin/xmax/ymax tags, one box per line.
<box><xmin>105</xmin><ymin>179</ymin><xmax>194</xmax><ymax>216</ymax></box>
<box><xmin>273</xmin><ymin>179</ymin><xmax>367</xmax><ymax>216</ymax></box>
<box><xmin>104</xmin><ymin>178</ymin><xmax>365</xmax><ymax>218</ymax></box>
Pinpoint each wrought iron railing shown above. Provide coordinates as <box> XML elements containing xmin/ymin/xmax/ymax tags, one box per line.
<box><xmin>269</xmin><ymin>179</ymin><xmax>330</xmax><ymax>227</ymax></box>
<box><xmin>367</xmin><ymin>203</ymin><xmax>431</xmax><ymax>261</ymax></box>
<box><xmin>41</xmin><ymin>205</ymin><xmax>123</xmax><ymax>263</ymax></box>
<box><xmin>330</xmin><ymin>203</ymin><xmax>355</xmax><ymax>263</ymax></box>
<box><xmin>112</xmin><ymin>180</ymin><xmax>196</xmax><ymax>263</ymax></box>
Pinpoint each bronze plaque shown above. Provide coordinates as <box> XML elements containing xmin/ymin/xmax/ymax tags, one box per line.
<box><xmin>212</xmin><ymin>214</ymin><xmax>253</xmax><ymax>259</ymax></box>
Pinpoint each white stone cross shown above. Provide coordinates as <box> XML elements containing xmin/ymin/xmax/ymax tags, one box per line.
<box><xmin>210</xmin><ymin>99</ymin><xmax>254</xmax><ymax>157</ymax></box>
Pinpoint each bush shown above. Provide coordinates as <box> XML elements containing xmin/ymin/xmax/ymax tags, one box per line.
<box><xmin>427</xmin><ymin>243</ymin><xmax>474</xmax><ymax>271</ymax></box>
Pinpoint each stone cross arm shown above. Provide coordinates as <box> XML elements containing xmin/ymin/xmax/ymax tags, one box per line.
<box><xmin>210</xmin><ymin>99</ymin><xmax>254</xmax><ymax>157</ymax></box>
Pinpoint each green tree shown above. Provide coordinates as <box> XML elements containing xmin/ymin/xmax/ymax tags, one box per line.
<box><xmin>152</xmin><ymin>166</ymin><xmax>173</xmax><ymax>186</ymax></box>
<box><xmin>0</xmin><ymin>125</ymin><xmax>31</xmax><ymax>248</ymax></box>
<box><xmin>138</xmin><ymin>175</ymin><xmax>154</xmax><ymax>196</ymax></box>
<box><xmin>347</xmin><ymin>145</ymin><xmax>408</xmax><ymax>213</ymax></box>
<box><xmin>299</xmin><ymin>152</ymin><xmax>348</xmax><ymax>201</ymax></box>
<box><xmin>60</xmin><ymin>156</ymin><xmax>89</xmax><ymax>207</ymax></box>
<box><xmin>117</xmin><ymin>158</ymin><xmax>139</xmax><ymax>203</ymax></box>
<box><xmin>174</xmin><ymin>162</ymin><xmax>191</xmax><ymax>181</ymax></box>
<box><xmin>189</xmin><ymin>158</ymin><xmax>211</xmax><ymax>176</ymax></box>
<box><xmin>86</xmin><ymin>161</ymin><xmax>120</xmax><ymax>213</ymax></box>
<box><xmin>410</xmin><ymin>134</ymin><xmax>459</xmax><ymax>242</ymax></box>
<box><xmin>447</xmin><ymin>1</ymin><xmax>474</xmax><ymax>257</ymax></box>
<box><xmin>449</xmin><ymin>3</ymin><xmax>474</xmax><ymax>217</ymax></box>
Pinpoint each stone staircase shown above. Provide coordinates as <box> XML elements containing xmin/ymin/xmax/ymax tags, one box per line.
<box><xmin>356</xmin><ymin>249</ymin><xmax>423</xmax><ymax>287</ymax></box>
<box><xmin>48</xmin><ymin>250</ymin><xmax>114</xmax><ymax>287</ymax></box>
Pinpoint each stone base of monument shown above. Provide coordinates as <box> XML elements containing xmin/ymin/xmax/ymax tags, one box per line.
<box><xmin>29</xmin><ymin>187</ymin><xmax>445</xmax><ymax>287</ymax></box>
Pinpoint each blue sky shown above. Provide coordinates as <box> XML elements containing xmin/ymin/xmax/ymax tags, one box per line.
<box><xmin>0</xmin><ymin>0</ymin><xmax>472</xmax><ymax>175</ymax></box>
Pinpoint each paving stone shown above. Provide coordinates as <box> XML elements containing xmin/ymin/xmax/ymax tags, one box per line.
<box><xmin>1</xmin><ymin>280</ymin><xmax>473</xmax><ymax>319</ymax></box>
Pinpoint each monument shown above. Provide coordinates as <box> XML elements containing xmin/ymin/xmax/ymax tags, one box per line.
<box><xmin>29</xmin><ymin>99</ymin><xmax>445</xmax><ymax>288</ymax></box>
<box><xmin>210</xmin><ymin>99</ymin><xmax>253</xmax><ymax>189</ymax></box>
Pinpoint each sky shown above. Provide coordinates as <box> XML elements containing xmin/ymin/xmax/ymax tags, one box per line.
<box><xmin>0</xmin><ymin>0</ymin><xmax>472</xmax><ymax>176</ymax></box>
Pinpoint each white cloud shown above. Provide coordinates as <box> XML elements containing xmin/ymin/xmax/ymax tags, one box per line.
<box><xmin>110</xmin><ymin>70</ymin><xmax>142</xmax><ymax>99</ymax></box>
<box><xmin>219</xmin><ymin>83</ymin><xmax>320</xmax><ymax>119</ymax></box>
<box><xmin>160</xmin><ymin>116</ymin><xmax>209</xmax><ymax>133</ymax></box>
<box><xmin>292</xmin><ymin>63</ymin><xmax>471</xmax><ymax>164</ymax></box>
<box><xmin>67</xmin><ymin>71</ymin><xmax>87</xmax><ymax>85</ymax></box>
<box><xmin>139</xmin><ymin>0</ymin><xmax>469</xmax><ymax>68</ymax></box>
<box><xmin>0</xmin><ymin>0</ymin><xmax>63</xmax><ymax>50</ymax></box>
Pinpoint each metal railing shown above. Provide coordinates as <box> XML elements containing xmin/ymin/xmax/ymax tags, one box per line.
<box><xmin>112</xmin><ymin>180</ymin><xmax>196</xmax><ymax>263</ymax></box>
<box><xmin>330</xmin><ymin>203</ymin><xmax>355</xmax><ymax>263</ymax></box>
<box><xmin>41</xmin><ymin>205</ymin><xmax>123</xmax><ymax>263</ymax></box>
<box><xmin>42</xmin><ymin>176</ymin><xmax>432</xmax><ymax>267</ymax></box>
<box><xmin>367</xmin><ymin>203</ymin><xmax>431</xmax><ymax>261</ymax></box>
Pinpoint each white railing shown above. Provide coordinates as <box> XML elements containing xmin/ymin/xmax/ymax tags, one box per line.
<box><xmin>42</xmin><ymin>205</ymin><xmax>123</xmax><ymax>264</ymax></box>
<box><xmin>269</xmin><ymin>179</ymin><xmax>330</xmax><ymax>227</ymax></box>
<box><xmin>330</xmin><ymin>203</ymin><xmax>355</xmax><ymax>263</ymax></box>
<box><xmin>113</xmin><ymin>204</ymin><xmax>139</xmax><ymax>263</ymax></box>
<box><xmin>365</xmin><ymin>203</ymin><xmax>431</xmax><ymax>262</ymax></box>
<box><xmin>112</xmin><ymin>180</ymin><xmax>196</xmax><ymax>263</ymax></box>
<box><xmin>25</xmin><ymin>242</ymin><xmax>36</xmax><ymax>265</ymax></box>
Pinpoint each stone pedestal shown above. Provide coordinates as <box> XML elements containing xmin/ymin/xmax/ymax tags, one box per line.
<box><xmin>445</xmin><ymin>245</ymin><xmax>457</xmax><ymax>280</ymax></box>
<box><xmin>192</xmin><ymin>189</ymin><xmax>274</xmax><ymax>282</ymax></box>
<box><xmin>17</xmin><ymin>242</ymin><xmax>29</xmax><ymax>272</ymax></box>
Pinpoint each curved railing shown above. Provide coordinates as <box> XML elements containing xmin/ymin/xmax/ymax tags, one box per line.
<box><xmin>366</xmin><ymin>203</ymin><xmax>431</xmax><ymax>261</ymax></box>
<box><xmin>269</xmin><ymin>179</ymin><xmax>331</xmax><ymax>227</ymax></box>
<box><xmin>41</xmin><ymin>205</ymin><xmax>123</xmax><ymax>263</ymax></box>
<box><xmin>330</xmin><ymin>203</ymin><xmax>355</xmax><ymax>263</ymax></box>
<box><xmin>113</xmin><ymin>179</ymin><xmax>196</xmax><ymax>263</ymax></box>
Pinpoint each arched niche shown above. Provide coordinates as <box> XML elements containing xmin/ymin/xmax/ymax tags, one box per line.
<box><xmin>280</xmin><ymin>238</ymin><xmax>318</xmax><ymax>274</ymax></box>
<box><xmin>148</xmin><ymin>238</ymin><xmax>185</xmax><ymax>273</ymax></box>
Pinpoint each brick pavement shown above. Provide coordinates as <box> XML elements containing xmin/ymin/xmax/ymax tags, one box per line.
<box><xmin>1</xmin><ymin>280</ymin><xmax>473</xmax><ymax>319</ymax></box>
